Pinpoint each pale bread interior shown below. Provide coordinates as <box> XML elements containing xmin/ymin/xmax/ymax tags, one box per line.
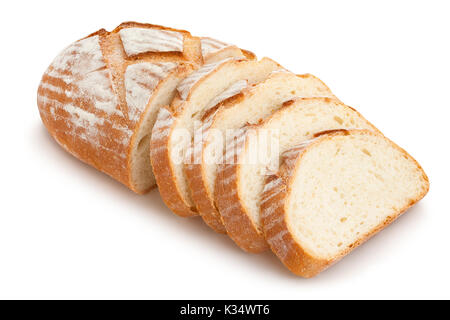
<box><xmin>238</xmin><ymin>99</ymin><xmax>376</xmax><ymax>232</ymax></box>
<box><xmin>285</xmin><ymin>131</ymin><xmax>429</xmax><ymax>260</ymax></box>
<box><xmin>170</xmin><ymin>58</ymin><xmax>281</xmax><ymax>207</ymax></box>
<box><xmin>203</xmin><ymin>72</ymin><xmax>335</xmax><ymax>201</ymax></box>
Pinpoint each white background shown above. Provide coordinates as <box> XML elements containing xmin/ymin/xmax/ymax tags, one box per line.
<box><xmin>1</xmin><ymin>0</ymin><xmax>449</xmax><ymax>299</ymax></box>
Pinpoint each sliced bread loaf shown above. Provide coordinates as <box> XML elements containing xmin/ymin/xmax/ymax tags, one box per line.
<box><xmin>215</xmin><ymin>98</ymin><xmax>378</xmax><ymax>252</ymax></box>
<box><xmin>185</xmin><ymin>71</ymin><xmax>336</xmax><ymax>233</ymax></box>
<box><xmin>150</xmin><ymin>57</ymin><xmax>282</xmax><ymax>217</ymax></box>
<box><xmin>37</xmin><ymin>22</ymin><xmax>247</xmax><ymax>194</ymax></box>
<box><xmin>261</xmin><ymin>129</ymin><xmax>429</xmax><ymax>277</ymax></box>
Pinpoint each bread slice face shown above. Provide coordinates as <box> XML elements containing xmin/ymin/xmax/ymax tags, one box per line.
<box><xmin>261</xmin><ymin>130</ymin><xmax>429</xmax><ymax>277</ymax></box>
<box><xmin>150</xmin><ymin>58</ymin><xmax>282</xmax><ymax>217</ymax></box>
<box><xmin>37</xmin><ymin>22</ymin><xmax>247</xmax><ymax>194</ymax></box>
<box><xmin>215</xmin><ymin>98</ymin><xmax>379</xmax><ymax>252</ymax></box>
<box><xmin>185</xmin><ymin>71</ymin><xmax>336</xmax><ymax>233</ymax></box>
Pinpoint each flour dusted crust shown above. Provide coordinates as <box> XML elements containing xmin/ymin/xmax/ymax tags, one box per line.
<box><xmin>119</xmin><ymin>28</ymin><xmax>184</xmax><ymax>56</ymax></box>
<box><xmin>261</xmin><ymin>130</ymin><xmax>430</xmax><ymax>277</ymax></box>
<box><xmin>37</xmin><ymin>22</ymin><xmax>247</xmax><ymax>193</ymax></box>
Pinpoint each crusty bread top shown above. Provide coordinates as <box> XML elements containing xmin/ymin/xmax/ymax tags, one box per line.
<box><xmin>37</xmin><ymin>22</ymin><xmax>210</xmax><ymax>189</ymax></box>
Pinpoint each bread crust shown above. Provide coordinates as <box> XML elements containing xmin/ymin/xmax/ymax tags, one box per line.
<box><xmin>150</xmin><ymin>107</ymin><xmax>198</xmax><ymax>216</ymax></box>
<box><xmin>38</xmin><ymin>22</ymin><xmax>249</xmax><ymax>195</ymax></box>
<box><xmin>215</xmin><ymin>130</ymin><xmax>270</xmax><ymax>252</ymax></box>
<box><xmin>261</xmin><ymin>130</ymin><xmax>430</xmax><ymax>277</ymax></box>
<box><xmin>185</xmin><ymin>150</ymin><xmax>228</xmax><ymax>232</ymax></box>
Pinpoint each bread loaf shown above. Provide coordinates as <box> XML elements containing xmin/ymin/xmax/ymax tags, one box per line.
<box><xmin>37</xmin><ymin>22</ymin><xmax>248</xmax><ymax>193</ymax></box>
<box><xmin>37</xmin><ymin>22</ymin><xmax>430</xmax><ymax>277</ymax></box>
<box><xmin>184</xmin><ymin>71</ymin><xmax>336</xmax><ymax>233</ymax></box>
<box><xmin>261</xmin><ymin>130</ymin><xmax>429</xmax><ymax>277</ymax></box>
<box><xmin>150</xmin><ymin>57</ymin><xmax>282</xmax><ymax>217</ymax></box>
<box><xmin>215</xmin><ymin>98</ymin><xmax>378</xmax><ymax>252</ymax></box>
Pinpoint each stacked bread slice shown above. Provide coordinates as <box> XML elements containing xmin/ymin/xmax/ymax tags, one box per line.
<box><xmin>38</xmin><ymin>22</ymin><xmax>429</xmax><ymax>277</ymax></box>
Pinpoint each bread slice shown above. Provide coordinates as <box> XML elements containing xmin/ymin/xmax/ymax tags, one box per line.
<box><xmin>150</xmin><ymin>57</ymin><xmax>282</xmax><ymax>217</ymax></box>
<box><xmin>261</xmin><ymin>130</ymin><xmax>429</xmax><ymax>277</ymax></box>
<box><xmin>185</xmin><ymin>71</ymin><xmax>336</xmax><ymax>233</ymax></box>
<box><xmin>215</xmin><ymin>98</ymin><xmax>379</xmax><ymax>252</ymax></box>
<box><xmin>37</xmin><ymin>22</ymin><xmax>247</xmax><ymax>194</ymax></box>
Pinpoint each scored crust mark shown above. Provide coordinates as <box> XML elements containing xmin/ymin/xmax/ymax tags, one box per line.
<box><xmin>119</xmin><ymin>28</ymin><xmax>184</xmax><ymax>57</ymax></box>
<box><xmin>261</xmin><ymin>171</ymin><xmax>328</xmax><ymax>277</ymax></box>
<box><xmin>262</xmin><ymin>130</ymin><xmax>430</xmax><ymax>277</ymax></box>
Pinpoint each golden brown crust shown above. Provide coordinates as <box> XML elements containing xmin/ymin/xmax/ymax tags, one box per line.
<box><xmin>185</xmin><ymin>162</ymin><xmax>227</xmax><ymax>233</ymax></box>
<box><xmin>150</xmin><ymin>107</ymin><xmax>198</xmax><ymax>217</ymax></box>
<box><xmin>261</xmin><ymin>174</ymin><xmax>329</xmax><ymax>277</ymax></box>
<box><xmin>112</xmin><ymin>21</ymin><xmax>193</xmax><ymax>34</ymax></box>
<box><xmin>113</xmin><ymin>22</ymin><xmax>202</xmax><ymax>64</ymax></box>
<box><xmin>214</xmin><ymin>131</ymin><xmax>269</xmax><ymax>253</ymax></box>
<box><xmin>241</xmin><ymin>49</ymin><xmax>256</xmax><ymax>60</ymax></box>
<box><xmin>37</xmin><ymin>22</ymin><xmax>202</xmax><ymax>194</ymax></box>
<box><xmin>261</xmin><ymin>130</ymin><xmax>430</xmax><ymax>277</ymax></box>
